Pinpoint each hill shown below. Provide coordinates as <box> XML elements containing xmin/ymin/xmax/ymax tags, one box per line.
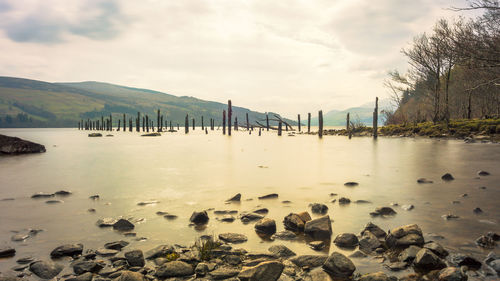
<box><xmin>0</xmin><ymin>77</ymin><xmax>291</xmax><ymax>128</ymax></box>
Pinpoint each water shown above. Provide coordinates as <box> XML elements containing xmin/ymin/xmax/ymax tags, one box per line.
<box><xmin>0</xmin><ymin>128</ymin><xmax>499</xmax><ymax>277</ymax></box>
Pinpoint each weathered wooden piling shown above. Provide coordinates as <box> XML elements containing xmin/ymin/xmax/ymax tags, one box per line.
<box><xmin>117</xmin><ymin>119</ymin><xmax>121</xmax><ymax>131</ymax></box>
<box><xmin>223</xmin><ymin>110</ymin><xmax>226</xmax><ymax>135</ymax></box>
<box><xmin>278</xmin><ymin>121</ymin><xmax>282</xmax><ymax>136</ymax></box>
<box><xmin>228</xmin><ymin>100</ymin><xmax>232</xmax><ymax>136</ymax></box>
<box><xmin>101</xmin><ymin>116</ymin><xmax>104</xmax><ymax>130</ymax></box>
<box><xmin>234</xmin><ymin>117</ymin><xmax>238</xmax><ymax>131</ymax></box>
<box><xmin>185</xmin><ymin>114</ymin><xmax>189</xmax><ymax>134</ymax></box>
<box><xmin>177</xmin><ymin>124</ymin><xmax>179</xmax><ymax>130</ymax></box>
<box><xmin>146</xmin><ymin>115</ymin><xmax>150</xmax><ymax>132</ymax></box>
<box><xmin>259</xmin><ymin>128</ymin><xmax>261</xmax><ymax>136</ymax></box>
<box><xmin>129</xmin><ymin>118</ymin><xmax>132</xmax><ymax>132</ymax></box>
<box><xmin>307</xmin><ymin>113</ymin><xmax>311</xmax><ymax>133</ymax></box>
<box><xmin>201</xmin><ymin>116</ymin><xmax>204</xmax><ymax>130</ymax></box>
<box><xmin>142</xmin><ymin>117</ymin><xmax>145</xmax><ymax>131</ymax></box>
<box><xmin>373</xmin><ymin>97</ymin><xmax>378</xmax><ymax>139</ymax></box>
<box><xmin>205</xmin><ymin>128</ymin><xmax>208</xmax><ymax>134</ymax></box>
<box><xmin>192</xmin><ymin>118</ymin><xmax>195</xmax><ymax>130</ymax></box>
<box><xmin>110</xmin><ymin>115</ymin><xmax>112</xmax><ymax>131</ymax></box>
<box><xmin>160</xmin><ymin>115</ymin><xmax>163</xmax><ymax>132</ymax></box>
<box><xmin>298</xmin><ymin>114</ymin><xmax>301</xmax><ymax>132</ymax></box>
<box><xmin>246</xmin><ymin>113</ymin><xmax>249</xmax><ymax>130</ymax></box>
<box><xmin>318</xmin><ymin>110</ymin><xmax>323</xmax><ymax>138</ymax></box>
<box><xmin>157</xmin><ymin>109</ymin><xmax>160</xmax><ymax>132</ymax></box>
<box><xmin>266</xmin><ymin>114</ymin><xmax>269</xmax><ymax>131</ymax></box>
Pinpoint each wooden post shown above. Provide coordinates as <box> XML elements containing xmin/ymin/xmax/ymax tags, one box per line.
<box><xmin>259</xmin><ymin>128</ymin><xmax>261</xmax><ymax>136</ymax></box>
<box><xmin>157</xmin><ymin>109</ymin><xmax>160</xmax><ymax>132</ymax></box>
<box><xmin>192</xmin><ymin>118</ymin><xmax>195</xmax><ymax>130</ymax></box>
<box><xmin>373</xmin><ymin>97</ymin><xmax>378</xmax><ymax>139</ymax></box>
<box><xmin>129</xmin><ymin>118</ymin><xmax>132</xmax><ymax>132</ymax></box>
<box><xmin>110</xmin><ymin>114</ymin><xmax>113</xmax><ymax>131</ymax></box>
<box><xmin>234</xmin><ymin>117</ymin><xmax>238</xmax><ymax>131</ymax></box>
<box><xmin>307</xmin><ymin>113</ymin><xmax>311</xmax><ymax>133</ymax></box>
<box><xmin>266</xmin><ymin>114</ymin><xmax>269</xmax><ymax>131</ymax></box>
<box><xmin>101</xmin><ymin>116</ymin><xmax>104</xmax><ymax>130</ymax></box>
<box><xmin>347</xmin><ymin>113</ymin><xmax>352</xmax><ymax>139</ymax></box>
<box><xmin>117</xmin><ymin>119</ymin><xmax>121</xmax><ymax>131</ymax></box>
<box><xmin>185</xmin><ymin>114</ymin><xmax>189</xmax><ymax>134</ymax></box>
<box><xmin>222</xmin><ymin>110</ymin><xmax>226</xmax><ymax>135</ymax></box>
<box><xmin>160</xmin><ymin>115</ymin><xmax>163</xmax><ymax>132</ymax></box>
<box><xmin>201</xmin><ymin>116</ymin><xmax>204</xmax><ymax>130</ymax></box>
<box><xmin>278</xmin><ymin>121</ymin><xmax>282</xmax><ymax>136</ymax></box>
<box><xmin>146</xmin><ymin>115</ymin><xmax>150</xmax><ymax>132</ymax></box>
<box><xmin>228</xmin><ymin>100</ymin><xmax>232</xmax><ymax>136</ymax></box>
<box><xmin>205</xmin><ymin>128</ymin><xmax>208</xmax><ymax>134</ymax></box>
<box><xmin>298</xmin><ymin>114</ymin><xmax>301</xmax><ymax>132</ymax></box>
<box><xmin>246</xmin><ymin>113</ymin><xmax>249</xmax><ymax>130</ymax></box>
<box><xmin>170</xmin><ymin>121</ymin><xmax>172</xmax><ymax>131</ymax></box>
<box><xmin>318</xmin><ymin>110</ymin><xmax>323</xmax><ymax>138</ymax></box>
<box><xmin>177</xmin><ymin>123</ymin><xmax>179</xmax><ymax>130</ymax></box>
<box><xmin>142</xmin><ymin>117</ymin><xmax>145</xmax><ymax>131</ymax></box>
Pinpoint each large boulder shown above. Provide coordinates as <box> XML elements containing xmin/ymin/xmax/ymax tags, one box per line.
<box><xmin>322</xmin><ymin>252</ymin><xmax>356</xmax><ymax>278</ymax></box>
<box><xmin>334</xmin><ymin>233</ymin><xmax>359</xmax><ymax>248</ymax></box>
<box><xmin>255</xmin><ymin>218</ymin><xmax>277</xmax><ymax>235</ymax></box>
<box><xmin>304</xmin><ymin>215</ymin><xmax>332</xmax><ymax>239</ymax></box>
<box><xmin>155</xmin><ymin>261</ymin><xmax>194</xmax><ymax>278</ymax></box>
<box><xmin>414</xmin><ymin>248</ymin><xmax>446</xmax><ymax>270</ymax></box>
<box><xmin>124</xmin><ymin>250</ymin><xmax>145</xmax><ymax>267</ymax></box>
<box><xmin>0</xmin><ymin>134</ymin><xmax>46</xmax><ymax>154</ymax></box>
<box><xmin>29</xmin><ymin>260</ymin><xmax>64</xmax><ymax>279</ymax></box>
<box><xmin>50</xmin><ymin>244</ymin><xmax>83</xmax><ymax>258</ymax></box>
<box><xmin>386</xmin><ymin>224</ymin><xmax>424</xmax><ymax>249</ymax></box>
<box><xmin>190</xmin><ymin>211</ymin><xmax>209</xmax><ymax>224</ymax></box>
<box><xmin>238</xmin><ymin>261</ymin><xmax>284</xmax><ymax>281</ymax></box>
<box><xmin>438</xmin><ymin>267</ymin><xmax>467</xmax><ymax>281</ymax></box>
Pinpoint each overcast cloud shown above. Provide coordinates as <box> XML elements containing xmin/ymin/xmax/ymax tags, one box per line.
<box><xmin>0</xmin><ymin>0</ymin><xmax>468</xmax><ymax>117</ymax></box>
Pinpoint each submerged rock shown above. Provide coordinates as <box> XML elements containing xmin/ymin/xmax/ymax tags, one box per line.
<box><xmin>271</xmin><ymin>230</ymin><xmax>297</xmax><ymax>241</ymax></box>
<box><xmin>226</xmin><ymin>193</ymin><xmax>241</xmax><ymax>202</ymax></box>
<box><xmin>50</xmin><ymin>244</ymin><xmax>83</xmax><ymax>258</ymax></box>
<box><xmin>258</xmin><ymin>193</ymin><xmax>278</xmax><ymax>200</ymax></box>
<box><xmin>141</xmin><ymin>132</ymin><xmax>161</xmax><ymax>137</ymax></box>
<box><xmin>54</xmin><ymin>190</ymin><xmax>72</xmax><ymax>196</ymax></box>
<box><xmin>344</xmin><ymin>182</ymin><xmax>359</xmax><ymax>187</ymax></box>
<box><xmin>477</xmin><ymin>170</ymin><xmax>490</xmax><ymax>176</ymax></box>
<box><xmin>371</xmin><ymin>207</ymin><xmax>397</xmax><ymax>216</ymax></box>
<box><xmin>417</xmin><ymin>178</ymin><xmax>433</xmax><ymax>184</ymax></box>
<box><xmin>31</xmin><ymin>192</ymin><xmax>55</xmax><ymax>198</ymax></box>
<box><xmin>114</xmin><ymin>271</ymin><xmax>146</xmax><ymax>281</ymax></box>
<box><xmin>0</xmin><ymin>134</ymin><xmax>46</xmax><ymax>154</ymax></box>
<box><xmin>310</xmin><ymin>203</ymin><xmax>328</xmax><ymax>214</ymax></box>
<box><xmin>29</xmin><ymin>260</ymin><xmax>64</xmax><ymax>279</ymax></box>
<box><xmin>190</xmin><ymin>211</ymin><xmax>209</xmax><ymax>224</ymax></box>
<box><xmin>339</xmin><ymin>197</ymin><xmax>351</xmax><ymax>204</ymax></box>
<box><xmin>441</xmin><ymin>173</ymin><xmax>455</xmax><ymax>181</ymax></box>
<box><xmin>113</xmin><ymin>219</ymin><xmax>135</xmax><ymax>231</ymax></box>
<box><xmin>96</xmin><ymin>218</ymin><xmax>117</xmax><ymax>227</ymax></box>
<box><xmin>309</xmin><ymin>241</ymin><xmax>326</xmax><ymax>251</ymax></box>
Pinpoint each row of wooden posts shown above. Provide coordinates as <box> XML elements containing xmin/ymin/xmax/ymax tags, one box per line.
<box><xmin>78</xmin><ymin>98</ymin><xmax>379</xmax><ymax>139</ymax></box>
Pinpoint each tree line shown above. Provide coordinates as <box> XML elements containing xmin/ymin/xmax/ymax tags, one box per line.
<box><xmin>383</xmin><ymin>0</ymin><xmax>499</xmax><ymax>125</ymax></box>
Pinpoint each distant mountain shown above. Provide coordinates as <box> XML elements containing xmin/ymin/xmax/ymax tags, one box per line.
<box><xmin>0</xmin><ymin>77</ymin><xmax>292</xmax><ymax>128</ymax></box>
<box><xmin>311</xmin><ymin>98</ymin><xmax>394</xmax><ymax>126</ymax></box>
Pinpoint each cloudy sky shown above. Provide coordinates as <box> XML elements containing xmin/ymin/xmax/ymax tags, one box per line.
<box><xmin>0</xmin><ymin>0</ymin><xmax>469</xmax><ymax>117</ymax></box>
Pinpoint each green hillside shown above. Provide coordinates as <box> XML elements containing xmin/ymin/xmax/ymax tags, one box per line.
<box><xmin>0</xmin><ymin>77</ymin><xmax>291</xmax><ymax>128</ymax></box>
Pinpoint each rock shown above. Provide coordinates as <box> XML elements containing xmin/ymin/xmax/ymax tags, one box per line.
<box><xmin>31</xmin><ymin>192</ymin><xmax>55</xmax><ymax>198</ymax></box>
<box><xmin>96</xmin><ymin>248</ymin><xmax>119</xmax><ymax>256</ymax></box>
<box><xmin>190</xmin><ymin>211</ymin><xmax>209</xmax><ymax>224</ymax></box>
<box><xmin>334</xmin><ymin>233</ymin><xmax>359</xmax><ymax>248</ymax></box>
<box><xmin>386</xmin><ymin>224</ymin><xmax>424</xmax><ymax>249</ymax></box>
<box><xmin>16</xmin><ymin>256</ymin><xmax>35</xmax><ymax>264</ymax></box>
<box><xmin>322</xmin><ymin>252</ymin><xmax>356</xmax><ymax>278</ymax></box>
<box><xmin>66</xmin><ymin>272</ymin><xmax>93</xmax><ymax>281</ymax></box>
<box><xmin>488</xmin><ymin>259</ymin><xmax>500</xmax><ymax>274</ymax></box>
<box><xmin>449</xmin><ymin>253</ymin><xmax>482</xmax><ymax>270</ymax></box>
<box><xmin>283</xmin><ymin>213</ymin><xmax>306</xmax><ymax>231</ymax></box>
<box><xmin>402</xmin><ymin>204</ymin><xmax>415</xmax><ymax>211</ymax></box>
<box><xmin>241</xmin><ymin>212</ymin><xmax>264</xmax><ymax>222</ymax></box>
<box><xmin>136</xmin><ymin>200</ymin><xmax>159</xmax><ymax>206</ymax></box>
<box><xmin>0</xmin><ymin>134</ymin><xmax>46</xmax><ymax>154</ymax></box>
<box><xmin>271</xmin><ymin>230</ymin><xmax>297</xmax><ymax>241</ymax></box>
<box><xmin>387</xmin><ymin>262</ymin><xmax>407</xmax><ymax>271</ymax></box>
<box><xmin>29</xmin><ymin>260</ymin><xmax>64</xmax><ymax>279</ymax></box>
<box><xmin>113</xmin><ymin>219</ymin><xmax>135</xmax><ymax>231</ymax></box>
<box><xmin>354</xmin><ymin>200</ymin><xmax>372</xmax><ymax>204</ymax></box>
<box><xmin>424</xmin><ymin>242</ymin><xmax>448</xmax><ymax>258</ymax></box>
<box><xmin>487</xmin><ymin>231</ymin><xmax>500</xmax><ymax>241</ymax></box>
<box><xmin>398</xmin><ymin>245</ymin><xmax>422</xmax><ymax>262</ymax></box>
<box><xmin>310</xmin><ymin>203</ymin><xmax>328</xmax><ymax>214</ymax></box>
<box><xmin>344</xmin><ymin>182</ymin><xmax>359</xmax><ymax>187</ymax></box>
<box><xmin>96</xmin><ymin>218</ymin><xmax>117</xmax><ymax>227</ymax></box>
<box><xmin>309</xmin><ymin>241</ymin><xmax>325</xmax><ymax>251</ymax></box>
<box><xmin>349</xmin><ymin>250</ymin><xmax>367</xmax><ymax>258</ymax></box>
<box><xmin>0</xmin><ymin>247</ymin><xmax>16</xmax><ymax>257</ymax></box>
<box><xmin>253</xmin><ymin>208</ymin><xmax>269</xmax><ymax>214</ymax></box>
<box><xmin>113</xmin><ymin>270</ymin><xmax>146</xmax><ymax>281</ymax></box>
<box><xmin>144</xmin><ymin>245</ymin><xmax>174</xmax><ymax>259</ymax></box>
<box><xmin>12</xmin><ymin>264</ymin><xmax>29</xmax><ymax>271</ymax></box>
<box><xmin>438</xmin><ymin>267</ymin><xmax>467</xmax><ymax>281</ymax></box>
<box><xmin>417</xmin><ymin>178</ymin><xmax>433</xmax><ymax>184</ymax></box>
<box><xmin>338</xmin><ymin>197</ymin><xmax>351</xmax><ymax>204</ymax></box>
<box><xmin>304</xmin><ymin>215</ymin><xmax>332</xmax><ymax>239</ymax></box>
<box><xmin>372</xmin><ymin>207</ymin><xmax>397</xmax><ymax>216</ymax></box>
<box><xmin>125</xmin><ymin>250</ymin><xmax>145</xmax><ymax>267</ymax></box>
<box><xmin>164</xmin><ymin>214</ymin><xmax>177</xmax><ymax>220</ymax></box>
<box><xmin>414</xmin><ymin>248</ymin><xmax>446</xmax><ymax>270</ymax></box>
<box><xmin>475</xmin><ymin>235</ymin><xmax>497</xmax><ymax>248</ymax></box>
<box><xmin>221</xmin><ymin>215</ymin><xmax>236</xmax><ymax>222</ymax></box>
<box><xmin>46</xmin><ymin>199</ymin><xmax>63</xmax><ymax>204</ymax></box>
<box><xmin>11</xmin><ymin>233</ymin><xmax>29</xmax><ymax>241</ymax></box>
<box><xmin>442</xmin><ymin>214</ymin><xmax>460</xmax><ymax>220</ymax></box>
<box><xmin>255</xmin><ymin>218</ymin><xmax>277</xmax><ymax>235</ymax></box>
<box><xmin>441</xmin><ymin>173</ymin><xmax>454</xmax><ymax>181</ymax></box>
<box><xmin>361</xmin><ymin>222</ymin><xmax>387</xmax><ymax>238</ymax></box>
<box><xmin>195</xmin><ymin>262</ymin><xmax>209</xmax><ymax>276</ymax></box>
<box><xmin>88</xmin><ymin>133</ymin><xmax>102</xmax><ymax>137</ymax></box>
<box><xmin>219</xmin><ymin>233</ymin><xmax>248</xmax><ymax>243</ymax></box>
<box><xmin>238</xmin><ymin>261</ymin><xmax>284</xmax><ymax>281</ymax></box>
<box><xmin>104</xmin><ymin>241</ymin><xmax>129</xmax><ymax>250</ymax></box>
<box><xmin>89</xmin><ymin>195</ymin><xmax>100</xmax><ymax>200</ymax></box>
<box><xmin>155</xmin><ymin>261</ymin><xmax>194</xmax><ymax>278</ymax></box>
<box><xmin>208</xmin><ymin>267</ymin><xmax>240</xmax><ymax>279</ymax></box>
<box><xmin>141</xmin><ymin>132</ymin><xmax>161</xmax><ymax>136</ymax></box>
<box><xmin>359</xmin><ymin>272</ymin><xmax>390</xmax><ymax>281</ymax></box>
<box><xmin>268</xmin><ymin>245</ymin><xmax>296</xmax><ymax>258</ymax></box>
<box><xmin>55</xmin><ymin>190</ymin><xmax>72</xmax><ymax>196</ymax></box>
<box><xmin>297</xmin><ymin>211</ymin><xmax>312</xmax><ymax>222</ymax></box>
<box><xmin>227</xmin><ymin>193</ymin><xmax>241</xmax><ymax>202</ymax></box>
<box><xmin>50</xmin><ymin>244</ymin><xmax>83</xmax><ymax>258</ymax></box>
<box><xmin>72</xmin><ymin>260</ymin><xmax>104</xmax><ymax>275</ymax></box>
<box><xmin>359</xmin><ymin>231</ymin><xmax>382</xmax><ymax>253</ymax></box>
<box><xmin>477</xmin><ymin>170</ymin><xmax>490</xmax><ymax>176</ymax></box>
<box><xmin>290</xmin><ymin>255</ymin><xmax>328</xmax><ymax>268</ymax></box>
<box><xmin>258</xmin><ymin>193</ymin><xmax>278</xmax><ymax>200</ymax></box>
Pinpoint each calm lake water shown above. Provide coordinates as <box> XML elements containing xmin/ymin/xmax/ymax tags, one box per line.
<box><xmin>0</xmin><ymin>128</ymin><xmax>499</xmax><ymax>276</ymax></box>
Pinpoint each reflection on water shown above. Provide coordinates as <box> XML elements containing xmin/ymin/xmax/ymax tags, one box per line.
<box><xmin>0</xmin><ymin>128</ymin><xmax>499</xmax><ymax>275</ymax></box>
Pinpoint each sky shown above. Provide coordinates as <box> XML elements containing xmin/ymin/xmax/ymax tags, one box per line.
<box><xmin>0</xmin><ymin>0</ymin><xmax>470</xmax><ymax>117</ymax></box>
